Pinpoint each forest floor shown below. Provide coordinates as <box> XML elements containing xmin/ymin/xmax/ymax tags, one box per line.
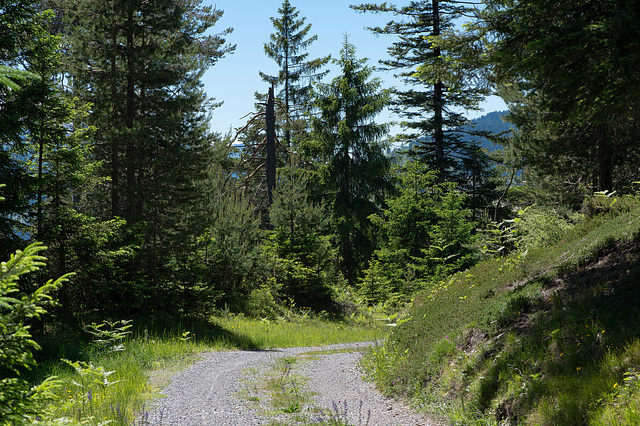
<box><xmin>147</xmin><ymin>341</ymin><xmax>440</xmax><ymax>426</ymax></box>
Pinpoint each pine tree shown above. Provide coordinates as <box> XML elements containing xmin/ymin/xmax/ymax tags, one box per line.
<box><xmin>309</xmin><ymin>37</ymin><xmax>392</xmax><ymax>284</ymax></box>
<box><xmin>260</xmin><ymin>0</ymin><xmax>330</xmax><ymax>147</ymax></box>
<box><xmin>352</xmin><ymin>1</ymin><xmax>493</xmax><ymax>189</ymax></box>
<box><xmin>482</xmin><ymin>0</ymin><xmax>640</xmax><ymax>193</ymax></box>
<box><xmin>56</xmin><ymin>0</ymin><xmax>235</xmax><ymax>312</ymax></box>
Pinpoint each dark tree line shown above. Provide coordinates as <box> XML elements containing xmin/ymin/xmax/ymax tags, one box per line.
<box><xmin>3</xmin><ymin>0</ymin><xmax>636</xmax><ymax>322</ymax></box>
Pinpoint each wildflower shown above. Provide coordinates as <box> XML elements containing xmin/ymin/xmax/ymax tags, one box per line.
<box><xmin>614</xmin><ymin>383</ymin><xmax>618</xmax><ymax>388</ymax></box>
<box><xmin>576</xmin><ymin>366</ymin><xmax>582</xmax><ymax>372</ymax></box>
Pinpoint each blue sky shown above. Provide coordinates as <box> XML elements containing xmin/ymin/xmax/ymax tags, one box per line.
<box><xmin>201</xmin><ymin>1</ymin><xmax>506</xmax><ymax>136</ymax></box>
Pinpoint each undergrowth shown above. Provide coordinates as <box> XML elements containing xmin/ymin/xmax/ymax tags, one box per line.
<box><xmin>364</xmin><ymin>202</ymin><xmax>640</xmax><ymax>425</ymax></box>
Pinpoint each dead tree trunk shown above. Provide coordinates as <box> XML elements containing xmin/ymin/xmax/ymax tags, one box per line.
<box><xmin>266</xmin><ymin>86</ymin><xmax>277</xmax><ymax>207</ymax></box>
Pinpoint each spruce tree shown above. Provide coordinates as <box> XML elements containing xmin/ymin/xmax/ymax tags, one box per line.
<box><xmin>351</xmin><ymin>1</ymin><xmax>493</xmax><ymax>191</ymax></box>
<box><xmin>482</xmin><ymin>0</ymin><xmax>640</xmax><ymax>194</ymax></box>
<box><xmin>0</xmin><ymin>0</ymin><xmax>43</xmax><ymax>256</ymax></box>
<box><xmin>309</xmin><ymin>37</ymin><xmax>392</xmax><ymax>284</ymax></box>
<box><xmin>265</xmin><ymin>167</ymin><xmax>340</xmax><ymax>311</ymax></box>
<box><xmin>0</xmin><ymin>3</ymin><xmax>94</xmax><ymax>264</ymax></box>
<box><xmin>56</xmin><ymin>0</ymin><xmax>235</xmax><ymax>312</ymax></box>
<box><xmin>260</xmin><ymin>0</ymin><xmax>330</xmax><ymax>147</ymax></box>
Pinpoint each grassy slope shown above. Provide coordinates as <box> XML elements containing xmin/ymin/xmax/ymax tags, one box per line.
<box><xmin>365</xmin><ymin>203</ymin><xmax>640</xmax><ymax>425</ymax></box>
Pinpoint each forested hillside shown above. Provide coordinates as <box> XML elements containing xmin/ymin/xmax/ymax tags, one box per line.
<box><xmin>2</xmin><ymin>0</ymin><xmax>640</xmax><ymax>424</ymax></box>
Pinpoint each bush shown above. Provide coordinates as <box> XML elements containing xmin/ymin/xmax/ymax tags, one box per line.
<box><xmin>512</xmin><ymin>205</ymin><xmax>583</xmax><ymax>252</ymax></box>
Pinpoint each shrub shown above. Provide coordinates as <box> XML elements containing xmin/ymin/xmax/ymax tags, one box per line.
<box><xmin>0</xmin><ymin>243</ymin><xmax>71</xmax><ymax>424</ymax></box>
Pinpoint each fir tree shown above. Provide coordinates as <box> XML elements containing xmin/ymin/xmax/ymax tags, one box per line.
<box><xmin>309</xmin><ymin>37</ymin><xmax>392</xmax><ymax>284</ymax></box>
<box><xmin>482</xmin><ymin>0</ymin><xmax>640</xmax><ymax>193</ymax></box>
<box><xmin>56</xmin><ymin>0</ymin><xmax>235</xmax><ymax>313</ymax></box>
<box><xmin>260</xmin><ymin>0</ymin><xmax>330</xmax><ymax>147</ymax></box>
<box><xmin>0</xmin><ymin>3</ymin><xmax>94</xmax><ymax>268</ymax></box>
<box><xmin>352</xmin><ymin>1</ymin><xmax>493</xmax><ymax>192</ymax></box>
<box><xmin>265</xmin><ymin>167</ymin><xmax>341</xmax><ymax>311</ymax></box>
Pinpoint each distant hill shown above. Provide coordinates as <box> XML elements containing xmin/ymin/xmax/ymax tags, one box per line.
<box><xmin>387</xmin><ymin>110</ymin><xmax>514</xmax><ymax>158</ymax></box>
<box><xmin>464</xmin><ymin>110</ymin><xmax>514</xmax><ymax>152</ymax></box>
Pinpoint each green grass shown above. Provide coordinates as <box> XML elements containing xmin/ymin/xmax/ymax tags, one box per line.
<box><xmin>28</xmin><ymin>314</ymin><xmax>386</xmax><ymax>425</ymax></box>
<box><xmin>236</xmin><ymin>347</ymin><xmax>374</xmax><ymax>426</ymax></box>
<box><xmin>212</xmin><ymin>314</ymin><xmax>386</xmax><ymax>348</ymax></box>
<box><xmin>364</xmin><ymin>205</ymin><xmax>640</xmax><ymax>425</ymax></box>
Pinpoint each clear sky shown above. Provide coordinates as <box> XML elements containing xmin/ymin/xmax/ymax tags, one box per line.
<box><xmin>200</xmin><ymin>0</ymin><xmax>506</xmax><ymax>137</ymax></box>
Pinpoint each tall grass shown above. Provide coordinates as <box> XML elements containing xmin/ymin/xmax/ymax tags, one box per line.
<box><xmin>213</xmin><ymin>313</ymin><xmax>386</xmax><ymax>349</ymax></box>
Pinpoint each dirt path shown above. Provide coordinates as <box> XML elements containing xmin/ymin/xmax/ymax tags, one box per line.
<box><xmin>147</xmin><ymin>342</ymin><xmax>438</xmax><ymax>425</ymax></box>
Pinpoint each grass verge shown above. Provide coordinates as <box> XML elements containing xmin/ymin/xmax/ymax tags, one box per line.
<box><xmin>364</xmin><ymin>206</ymin><xmax>640</xmax><ymax>425</ymax></box>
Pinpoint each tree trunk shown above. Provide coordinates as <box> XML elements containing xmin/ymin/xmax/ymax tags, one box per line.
<box><xmin>598</xmin><ymin>138</ymin><xmax>613</xmax><ymax>192</ymax></box>
<box><xmin>110</xmin><ymin>13</ymin><xmax>120</xmax><ymax>218</ymax></box>
<box><xmin>125</xmin><ymin>6</ymin><xmax>136</xmax><ymax>221</ymax></box>
<box><xmin>433</xmin><ymin>0</ymin><xmax>445</xmax><ymax>181</ymax></box>
<box><xmin>266</xmin><ymin>86</ymin><xmax>277</xmax><ymax>209</ymax></box>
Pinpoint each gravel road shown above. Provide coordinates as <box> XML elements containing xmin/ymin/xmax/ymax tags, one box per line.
<box><xmin>147</xmin><ymin>342</ymin><xmax>437</xmax><ymax>426</ymax></box>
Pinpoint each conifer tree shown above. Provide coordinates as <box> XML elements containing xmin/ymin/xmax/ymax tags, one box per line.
<box><xmin>0</xmin><ymin>2</ymin><xmax>94</xmax><ymax>267</ymax></box>
<box><xmin>261</xmin><ymin>0</ymin><xmax>330</xmax><ymax>147</ymax></box>
<box><xmin>351</xmin><ymin>1</ymin><xmax>492</xmax><ymax>190</ymax></box>
<box><xmin>309</xmin><ymin>37</ymin><xmax>392</xmax><ymax>284</ymax></box>
<box><xmin>482</xmin><ymin>0</ymin><xmax>640</xmax><ymax>194</ymax></box>
<box><xmin>0</xmin><ymin>0</ymin><xmax>44</xmax><ymax>256</ymax></box>
<box><xmin>264</xmin><ymin>167</ymin><xmax>341</xmax><ymax>311</ymax></box>
<box><xmin>55</xmin><ymin>0</ymin><xmax>235</xmax><ymax>312</ymax></box>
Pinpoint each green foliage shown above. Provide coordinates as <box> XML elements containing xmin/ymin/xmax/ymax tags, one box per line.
<box><xmin>360</xmin><ymin>161</ymin><xmax>475</xmax><ymax>304</ymax></box>
<box><xmin>583</xmin><ymin>190</ymin><xmax>640</xmax><ymax>217</ymax></box>
<box><xmin>189</xmin><ymin>167</ymin><xmax>264</xmax><ymax>312</ymax></box>
<box><xmin>245</xmin><ymin>278</ymin><xmax>285</xmax><ymax>320</ymax></box>
<box><xmin>85</xmin><ymin>320</ymin><xmax>133</xmax><ymax>354</ymax></box>
<box><xmin>261</xmin><ymin>168</ymin><xmax>343</xmax><ymax>312</ymax></box>
<box><xmin>352</xmin><ymin>1</ymin><xmax>494</xmax><ymax>196</ymax></box>
<box><xmin>0</xmin><ymin>3</ymin><xmax>94</xmax><ymax>260</ymax></box>
<box><xmin>483</xmin><ymin>0</ymin><xmax>640</xmax><ymax>193</ymax></box>
<box><xmin>260</xmin><ymin>0</ymin><xmax>330</xmax><ymax>128</ymax></box>
<box><xmin>309</xmin><ymin>37</ymin><xmax>392</xmax><ymax>284</ymax></box>
<box><xmin>363</xmin><ymin>203</ymin><xmax>640</xmax><ymax>425</ymax></box>
<box><xmin>511</xmin><ymin>206</ymin><xmax>583</xmax><ymax>253</ymax></box>
<box><xmin>0</xmin><ymin>65</ymin><xmax>37</xmax><ymax>91</ymax></box>
<box><xmin>52</xmin><ymin>0</ymin><xmax>236</xmax><ymax>317</ymax></box>
<box><xmin>0</xmin><ymin>243</ymin><xmax>70</xmax><ymax>424</ymax></box>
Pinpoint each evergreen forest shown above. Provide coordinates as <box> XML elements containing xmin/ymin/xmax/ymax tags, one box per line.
<box><xmin>2</xmin><ymin>0</ymin><xmax>640</xmax><ymax>424</ymax></box>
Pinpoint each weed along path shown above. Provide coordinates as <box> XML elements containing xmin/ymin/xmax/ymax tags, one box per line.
<box><xmin>147</xmin><ymin>342</ymin><xmax>435</xmax><ymax>425</ymax></box>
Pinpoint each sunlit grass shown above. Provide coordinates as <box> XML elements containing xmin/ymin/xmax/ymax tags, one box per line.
<box><xmin>213</xmin><ymin>313</ymin><xmax>387</xmax><ymax>349</ymax></box>
<box><xmin>364</xmin><ymin>205</ymin><xmax>640</xmax><ymax>425</ymax></box>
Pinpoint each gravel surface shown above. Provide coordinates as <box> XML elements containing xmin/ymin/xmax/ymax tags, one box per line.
<box><xmin>147</xmin><ymin>342</ymin><xmax>438</xmax><ymax>425</ymax></box>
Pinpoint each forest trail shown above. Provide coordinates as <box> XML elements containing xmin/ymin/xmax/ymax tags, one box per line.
<box><xmin>147</xmin><ymin>342</ymin><xmax>438</xmax><ymax>425</ymax></box>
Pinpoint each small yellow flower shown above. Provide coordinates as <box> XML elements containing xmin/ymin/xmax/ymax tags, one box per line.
<box><xmin>576</xmin><ymin>366</ymin><xmax>582</xmax><ymax>372</ymax></box>
<box><xmin>614</xmin><ymin>383</ymin><xmax>618</xmax><ymax>388</ymax></box>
